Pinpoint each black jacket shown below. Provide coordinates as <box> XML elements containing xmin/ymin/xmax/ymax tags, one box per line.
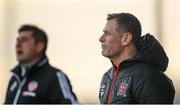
<box><xmin>99</xmin><ymin>33</ymin><xmax>175</xmax><ymax>104</ymax></box>
<box><xmin>5</xmin><ymin>55</ymin><xmax>78</xmax><ymax>104</ymax></box>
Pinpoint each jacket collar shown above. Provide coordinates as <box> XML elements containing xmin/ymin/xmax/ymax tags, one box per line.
<box><xmin>11</xmin><ymin>54</ymin><xmax>49</xmax><ymax>78</ymax></box>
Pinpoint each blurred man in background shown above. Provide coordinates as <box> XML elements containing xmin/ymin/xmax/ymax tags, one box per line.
<box><xmin>99</xmin><ymin>13</ymin><xmax>175</xmax><ymax>104</ymax></box>
<box><xmin>5</xmin><ymin>24</ymin><xmax>78</xmax><ymax>104</ymax></box>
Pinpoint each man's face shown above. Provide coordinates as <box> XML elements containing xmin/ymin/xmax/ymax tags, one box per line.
<box><xmin>16</xmin><ymin>31</ymin><xmax>40</xmax><ymax>64</ymax></box>
<box><xmin>99</xmin><ymin>19</ymin><xmax>124</xmax><ymax>59</ymax></box>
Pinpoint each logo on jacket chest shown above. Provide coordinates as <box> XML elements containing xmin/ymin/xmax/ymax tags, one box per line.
<box><xmin>117</xmin><ymin>79</ymin><xmax>129</xmax><ymax>97</ymax></box>
<box><xmin>28</xmin><ymin>80</ymin><xmax>38</xmax><ymax>92</ymax></box>
<box><xmin>100</xmin><ymin>84</ymin><xmax>106</xmax><ymax>97</ymax></box>
<box><xmin>22</xmin><ymin>80</ymin><xmax>38</xmax><ymax>97</ymax></box>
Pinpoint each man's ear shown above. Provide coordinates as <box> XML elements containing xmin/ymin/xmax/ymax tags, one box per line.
<box><xmin>36</xmin><ymin>42</ymin><xmax>45</xmax><ymax>53</ymax></box>
<box><xmin>122</xmin><ymin>33</ymin><xmax>133</xmax><ymax>46</ymax></box>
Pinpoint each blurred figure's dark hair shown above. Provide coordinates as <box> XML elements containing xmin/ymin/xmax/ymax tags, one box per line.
<box><xmin>18</xmin><ymin>24</ymin><xmax>48</xmax><ymax>54</ymax></box>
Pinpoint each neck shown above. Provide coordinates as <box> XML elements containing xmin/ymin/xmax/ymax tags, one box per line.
<box><xmin>20</xmin><ymin>55</ymin><xmax>42</xmax><ymax>68</ymax></box>
<box><xmin>111</xmin><ymin>45</ymin><xmax>137</xmax><ymax>67</ymax></box>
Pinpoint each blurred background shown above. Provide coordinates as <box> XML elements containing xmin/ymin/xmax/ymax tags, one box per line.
<box><xmin>0</xmin><ymin>0</ymin><xmax>180</xmax><ymax>103</ymax></box>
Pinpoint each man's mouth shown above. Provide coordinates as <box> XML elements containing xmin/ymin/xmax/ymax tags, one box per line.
<box><xmin>101</xmin><ymin>45</ymin><xmax>106</xmax><ymax>49</ymax></box>
<box><xmin>16</xmin><ymin>50</ymin><xmax>23</xmax><ymax>55</ymax></box>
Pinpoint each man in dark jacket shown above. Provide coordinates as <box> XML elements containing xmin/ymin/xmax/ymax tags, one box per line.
<box><xmin>99</xmin><ymin>13</ymin><xmax>175</xmax><ymax>104</ymax></box>
<box><xmin>5</xmin><ymin>25</ymin><xmax>78</xmax><ymax>104</ymax></box>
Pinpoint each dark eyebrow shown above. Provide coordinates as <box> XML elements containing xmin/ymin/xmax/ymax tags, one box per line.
<box><xmin>103</xmin><ymin>30</ymin><xmax>110</xmax><ymax>35</ymax></box>
<box><xmin>103</xmin><ymin>30</ymin><xmax>107</xmax><ymax>33</ymax></box>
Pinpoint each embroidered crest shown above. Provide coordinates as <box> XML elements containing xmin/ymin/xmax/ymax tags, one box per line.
<box><xmin>117</xmin><ymin>79</ymin><xmax>129</xmax><ymax>97</ymax></box>
<box><xmin>22</xmin><ymin>80</ymin><xmax>38</xmax><ymax>97</ymax></box>
<box><xmin>28</xmin><ymin>80</ymin><xmax>38</xmax><ymax>92</ymax></box>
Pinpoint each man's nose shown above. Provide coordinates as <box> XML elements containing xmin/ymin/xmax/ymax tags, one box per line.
<box><xmin>99</xmin><ymin>34</ymin><xmax>104</xmax><ymax>42</ymax></box>
<box><xmin>16</xmin><ymin>41</ymin><xmax>22</xmax><ymax>48</ymax></box>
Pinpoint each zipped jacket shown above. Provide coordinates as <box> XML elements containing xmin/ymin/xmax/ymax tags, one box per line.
<box><xmin>5</xmin><ymin>55</ymin><xmax>78</xmax><ymax>104</ymax></box>
<box><xmin>99</xmin><ymin>34</ymin><xmax>175</xmax><ymax>104</ymax></box>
